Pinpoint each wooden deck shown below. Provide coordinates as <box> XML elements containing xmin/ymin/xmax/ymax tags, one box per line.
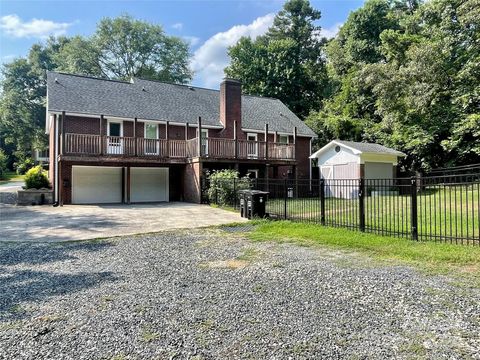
<box><xmin>63</xmin><ymin>133</ymin><xmax>296</xmax><ymax>162</ymax></box>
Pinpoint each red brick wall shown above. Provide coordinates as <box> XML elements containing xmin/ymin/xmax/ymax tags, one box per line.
<box><xmin>219</xmin><ymin>79</ymin><xmax>241</xmax><ymax>139</ymax></box>
<box><xmin>60</xmin><ymin>162</ymin><xmax>73</xmax><ymax>204</ymax></box>
<box><xmin>49</xmin><ymin>117</ymin><xmax>55</xmax><ymax>185</ymax></box>
<box><xmin>183</xmin><ymin>161</ymin><xmax>202</xmax><ymax>203</ymax></box>
<box><xmin>296</xmin><ymin>136</ymin><xmax>311</xmax><ymax>179</ymax></box>
<box><xmin>64</xmin><ymin>116</ymin><xmax>101</xmax><ymax>135</ymax></box>
<box><xmin>123</xmin><ymin>121</ymin><xmax>134</xmax><ymax>137</ymax></box>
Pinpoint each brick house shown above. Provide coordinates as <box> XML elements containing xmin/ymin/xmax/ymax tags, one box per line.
<box><xmin>46</xmin><ymin>72</ymin><xmax>316</xmax><ymax>205</ymax></box>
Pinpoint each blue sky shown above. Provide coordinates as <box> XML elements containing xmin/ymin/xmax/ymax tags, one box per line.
<box><xmin>0</xmin><ymin>0</ymin><xmax>364</xmax><ymax>88</ymax></box>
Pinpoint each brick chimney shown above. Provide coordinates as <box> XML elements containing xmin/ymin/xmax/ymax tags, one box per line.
<box><xmin>220</xmin><ymin>78</ymin><xmax>241</xmax><ymax>137</ymax></box>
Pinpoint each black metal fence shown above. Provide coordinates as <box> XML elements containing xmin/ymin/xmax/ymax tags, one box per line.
<box><xmin>426</xmin><ymin>163</ymin><xmax>480</xmax><ymax>177</ymax></box>
<box><xmin>202</xmin><ymin>173</ymin><xmax>480</xmax><ymax>245</ymax></box>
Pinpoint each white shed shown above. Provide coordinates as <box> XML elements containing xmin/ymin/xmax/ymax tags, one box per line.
<box><xmin>310</xmin><ymin>140</ymin><xmax>405</xmax><ymax>198</ymax></box>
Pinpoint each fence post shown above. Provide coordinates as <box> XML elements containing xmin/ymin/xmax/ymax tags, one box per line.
<box><xmin>359</xmin><ymin>177</ymin><xmax>366</xmax><ymax>232</ymax></box>
<box><xmin>411</xmin><ymin>176</ymin><xmax>418</xmax><ymax>240</ymax></box>
<box><xmin>320</xmin><ymin>178</ymin><xmax>326</xmax><ymax>226</ymax></box>
<box><xmin>284</xmin><ymin>178</ymin><xmax>288</xmax><ymax>220</ymax></box>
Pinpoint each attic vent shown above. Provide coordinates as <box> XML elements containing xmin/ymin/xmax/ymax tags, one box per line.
<box><xmin>188</xmin><ymin>86</ymin><xmax>195</xmax><ymax>90</ymax></box>
<box><xmin>335</xmin><ymin>145</ymin><xmax>341</xmax><ymax>153</ymax></box>
<box><xmin>54</xmin><ymin>78</ymin><xmax>59</xmax><ymax>83</ymax></box>
<box><xmin>142</xmin><ymin>87</ymin><xmax>146</xmax><ymax>91</ymax></box>
<box><xmin>279</xmin><ymin>112</ymin><xmax>284</xmax><ymax>116</ymax></box>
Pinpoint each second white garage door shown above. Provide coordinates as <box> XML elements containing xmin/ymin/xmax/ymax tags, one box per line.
<box><xmin>72</xmin><ymin>166</ymin><xmax>122</xmax><ymax>204</ymax></box>
<box><xmin>130</xmin><ymin>167</ymin><xmax>169</xmax><ymax>203</ymax></box>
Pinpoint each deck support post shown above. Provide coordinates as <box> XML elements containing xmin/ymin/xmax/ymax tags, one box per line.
<box><xmin>264</xmin><ymin>123</ymin><xmax>269</xmax><ymax>160</ymax></box>
<box><xmin>61</xmin><ymin>111</ymin><xmax>66</xmax><ymax>155</ymax></box>
<box><xmin>100</xmin><ymin>115</ymin><xmax>104</xmax><ymax>155</ymax></box>
<box><xmin>58</xmin><ymin>161</ymin><xmax>63</xmax><ymax>206</ymax></box>
<box><xmin>166</xmin><ymin>121</ymin><xmax>170</xmax><ymax>158</ymax></box>
<box><xmin>133</xmin><ymin>117</ymin><xmax>137</xmax><ymax>156</ymax></box>
<box><xmin>265</xmin><ymin>164</ymin><xmax>270</xmax><ymax>192</ymax></box>
<box><xmin>234</xmin><ymin>120</ymin><xmax>238</xmax><ymax>159</ymax></box>
<box><xmin>197</xmin><ymin>117</ymin><xmax>202</xmax><ymax>157</ymax></box>
<box><xmin>185</xmin><ymin>123</ymin><xmax>189</xmax><ymax>140</ymax></box>
<box><xmin>293</xmin><ymin>126</ymin><xmax>297</xmax><ymax>160</ymax></box>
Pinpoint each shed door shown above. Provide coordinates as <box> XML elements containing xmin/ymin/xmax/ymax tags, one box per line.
<box><xmin>320</xmin><ymin>165</ymin><xmax>334</xmax><ymax>197</ymax></box>
<box><xmin>72</xmin><ymin>166</ymin><xmax>122</xmax><ymax>204</ymax></box>
<box><xmin>130</xmin><ymin>168</ymin><xmax>169</xmax><ymax>203</ymax></box>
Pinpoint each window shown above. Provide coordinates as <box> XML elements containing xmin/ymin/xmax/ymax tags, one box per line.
<box><xmin>35</xmin><ymin>149</ymin><xmax>49</xmax><ymax>161</ymax></box>
<box><xmin>247</xmin><ymin>169</ymin><xmax>259</xmax><ymax>179</ymax></box>
<box><xmin>108</xmin><ymin>122</ymin><xmax>121</xmax><ymax>137</ymax></box>
<box><xmin>198</xmin><ymin>129</ymin><xmax>209</xmax><ymax>155</ymax></box>
<box><xmin>144</xmin><ymin>123</ymin><xmax>159</xmax><ymax>155</ymax></box>
<box><xmin>247</xmin><ymin>133</ymin><xmax>258</xmax><ymax>157</ymax></box>
<box><xmin>278</xmin><ymin>135</ymin><xmax>289</xmax><ymax>144</ymax></box>
<box><xmin>107</xmin><ymin>121</ymin><xmax>123</xmax><ymax>154</ymax></box>
<box><xmin>145</xmin><ymin>123</ymin><xmax>158</xmax><ymax>139</ymax></box>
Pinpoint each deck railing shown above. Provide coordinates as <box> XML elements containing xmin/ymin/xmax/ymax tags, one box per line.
<box><xmin>64</xmin><ymin>133</ymin><xmax>295</xmax><ymax>160</ymax></box>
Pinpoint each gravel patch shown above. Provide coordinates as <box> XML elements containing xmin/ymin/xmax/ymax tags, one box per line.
<box><xmin>0</xmin><ymin>229</ymin><xmax>479</xmax><ymax>359</ymax></box>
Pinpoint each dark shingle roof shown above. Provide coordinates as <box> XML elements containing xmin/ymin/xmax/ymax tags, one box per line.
<box><xmin>335</xmin><ymin>140</ymin><xmax>405</xmax><ymax>156</ymax></box>
<box><xmin>47</xmin><ymin>72</ymin><xmax>315</xmax><ymax>136</ymax></box>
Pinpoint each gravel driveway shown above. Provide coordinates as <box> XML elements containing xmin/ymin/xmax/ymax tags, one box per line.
<box><xmin>1</xmin><ymin>228</ymin><xmax>479</xmax><ymax>359</ymax></box>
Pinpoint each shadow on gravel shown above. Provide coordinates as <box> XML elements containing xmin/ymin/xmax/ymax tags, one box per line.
<box><xmin>0</xmin><ymin>241</ymin><xmax>112</xmax><ymax>266</ymax></box>
<box><xmin>0</xmin><ymin>241</ymin><xmax>118</xmax><ymax>318</ymax></box>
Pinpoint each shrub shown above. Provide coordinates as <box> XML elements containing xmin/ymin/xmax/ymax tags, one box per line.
<box><xmin>0</xmin><ymin>149</ymin><xmax>7</xmax><ymax>180</ymax></box>
<box><xmin>207</xmin><ymin>169</ymin><xmax>251</xmax><ymax>206</ymax></box>
<box><xmin>24</xmin><ymin>165</ymin><xmax>50</xmax><ymax>189</ymax></box>
<box><xmin>15</xmin><ymin>158</ymin><xmax>35</xmax><ymax>175</ymax></box>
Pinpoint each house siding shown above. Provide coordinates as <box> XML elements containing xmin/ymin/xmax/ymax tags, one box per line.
<box><xmin>54</xmin><ymin>115</ymin><xmax>314</xmax><ymax>204</ymax></box>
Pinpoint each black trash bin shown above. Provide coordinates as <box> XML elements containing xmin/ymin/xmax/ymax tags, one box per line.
<box><xmin>245</xmin><ymin>190</ymin><xmax>269</xmax><ymax>219</ymax></box>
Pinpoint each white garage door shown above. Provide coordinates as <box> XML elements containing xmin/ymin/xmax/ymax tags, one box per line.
<box><xmin>72</xmin><ymin>166</ymin><xmax>122</xmax><ymax>204</ymax></box>
<box><xmin>131</xmin><ymin>167</ymin><xmax>169</xmax><ymax>203</ymax></box>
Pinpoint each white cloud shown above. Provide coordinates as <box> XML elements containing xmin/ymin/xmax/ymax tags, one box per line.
<box><xmin>320</xmin><ymin>22</ymin><xmax>342</xmax><ymax>39</ymax></box>
<box><xmin>183</xmin><ymin>36</ymin><xmax>200</xmax><ymax>47</ymax></box>
<box><xmin>172</xmin><ymin>22</ymin><xmax>183</xmax><ymax>30</ymax></box>
<box><xmin>0</xmin><ymin>14</ymin><xmax>73</xmax><ymax>38</ymax></box>
<box><xmin>191</xmin><ymin>13</ymin><xmax>275</xmax><ymax>88</ymax></box>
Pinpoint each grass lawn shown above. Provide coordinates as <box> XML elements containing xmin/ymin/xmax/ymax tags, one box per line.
<box><xmin>248</xmin><ymin>221</ymin><xmax>480</xmax><ymax>285</ymax></box>
<box><xmin>266</xmin><ymin>186</ymin><xmax>479</xmax><ymax>242</ymax></box>
<box><xmin>0</xmin><ymin>171</ymin><xmax>24</xmax><ymax>183</ymax></box>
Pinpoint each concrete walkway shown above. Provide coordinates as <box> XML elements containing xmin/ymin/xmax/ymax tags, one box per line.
<box><xmin>0</xmin><ymin>202</ymin><xmax>247</xmax><ymax>242</ymax></box>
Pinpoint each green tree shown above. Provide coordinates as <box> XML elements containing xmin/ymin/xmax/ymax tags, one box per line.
<box><xmin>307</xmin><ymin>0</ymin><xmax>479</xmax><ymax>170</ymax></box>
<box><xmin>225</xmin><ymin>0</ymin><xmax>328</xmax><ymax>118</ymax></box>
<box><xmin>93</xmin><ymin>15</ymin><xmax>192</xmax><ymax>82</ymax></box>
<box><xmin>0</xmin><ymin>14</ymin><xmax>194</xmax><ymax>166</ymax></box>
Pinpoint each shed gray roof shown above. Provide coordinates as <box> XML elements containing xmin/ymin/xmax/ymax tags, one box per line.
<box><xmin>310</xmin><ymin>139</ymin><xmax>405</xmax><ymax>158</ymax></box>
<box><xmin>335</xmin><ymin>140</ymin><xmax>405</xmax><ymax>156</ymax></box>
<box><xmin>47</xmin><ymin>72</ymin><xmax>315</xmax><ymax>136</ymax></box>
